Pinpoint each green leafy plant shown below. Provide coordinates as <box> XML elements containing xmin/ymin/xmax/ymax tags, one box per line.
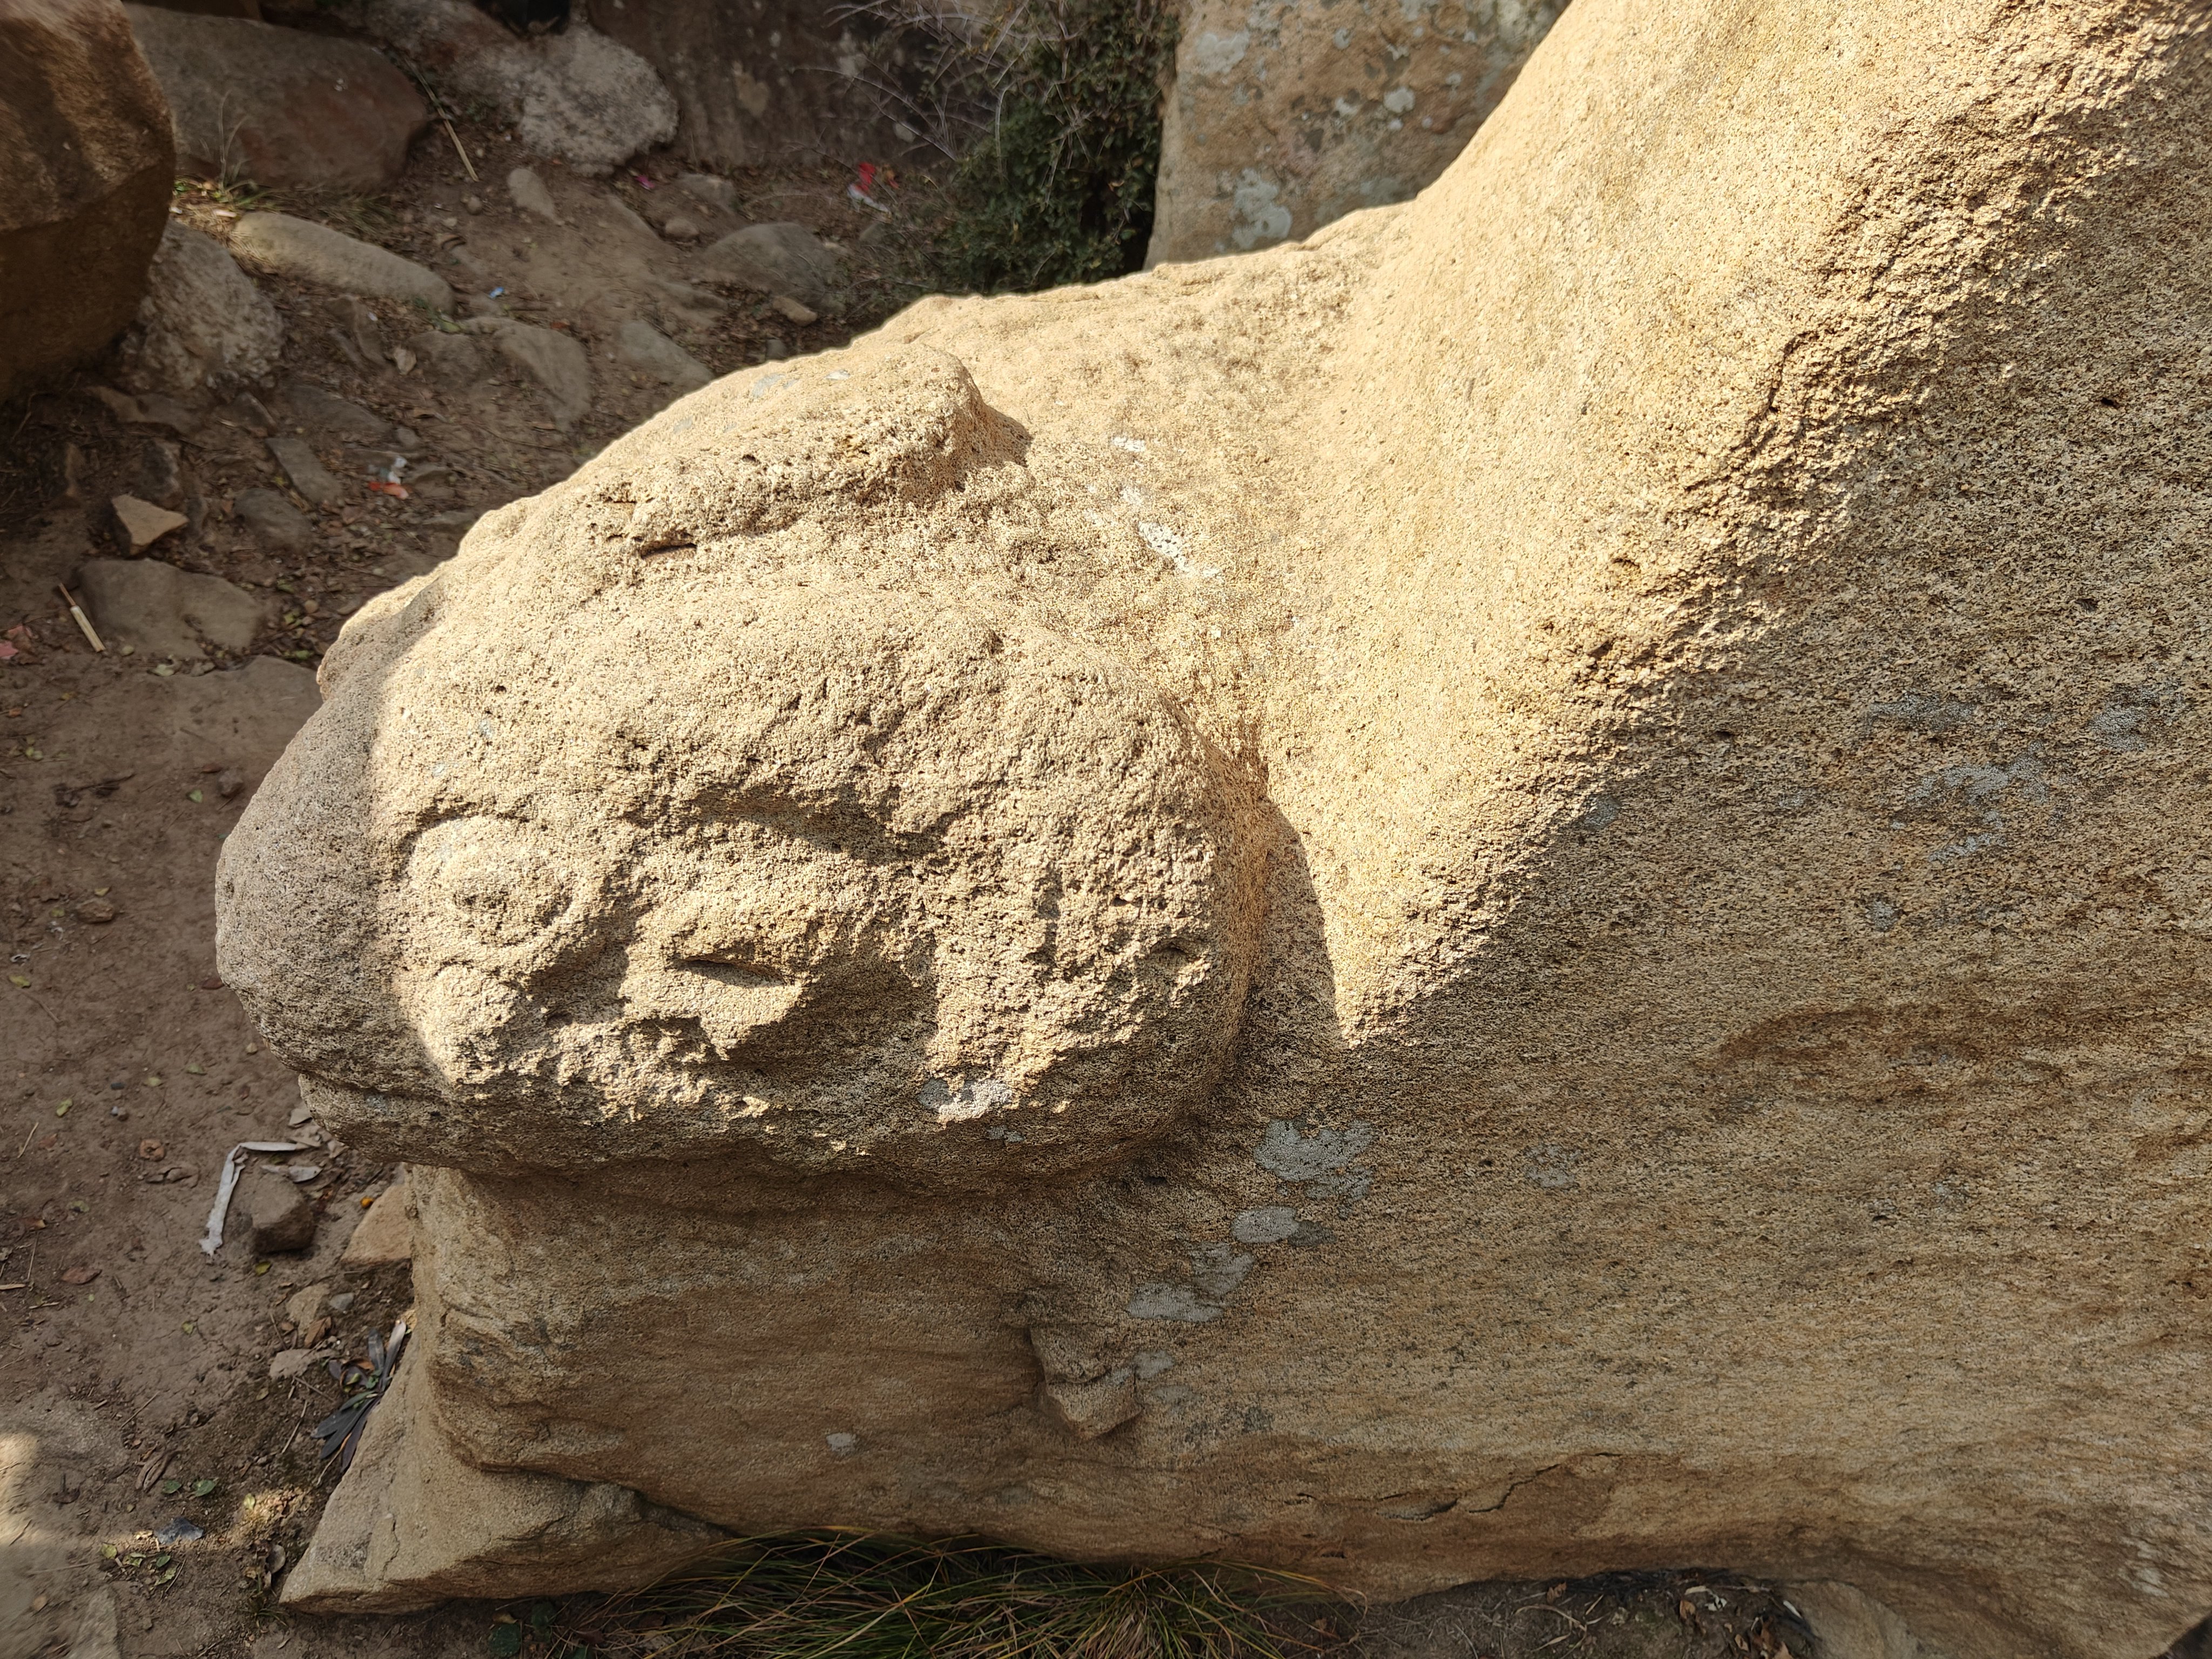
<box><xmin>586</xmin><ymin>1531</ymin><xmax>1341</xmax><ymax>1659</ymax></box>
<box><xmin>839</xmin><ymin>0</ymin><xmax>1176</xmax><ymax>293</ymax></box>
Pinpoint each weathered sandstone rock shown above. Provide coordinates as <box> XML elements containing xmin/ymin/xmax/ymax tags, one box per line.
<box><xmin>220</xmin><ymin>4</ymin><xmax>2212</xmax><ymax>1656</ymax></box>
<box><xmin>282</xmin><ymin>1348</ymin><xmax>720</xmax><ymax>1611</ymax></box>
<box><xmin>0</xmin><ymin>0</ymin><xmax>174</xmax><ymax>401</ymax></box>
<box><xmin>1149</xmin><ymin>0</ymin><xmax>1561</xmax><ymax>263</ymax></box>
<box><xmin>124</xmin><ymin>4</ymin><xmax>430</xmax><ymax>191</ymax></box>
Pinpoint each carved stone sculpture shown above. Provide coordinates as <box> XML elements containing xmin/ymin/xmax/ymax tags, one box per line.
<box><xmin>218</xmin><ymin>3</ymin><xmax>2212</xmax><ymax>1655</ymax></box>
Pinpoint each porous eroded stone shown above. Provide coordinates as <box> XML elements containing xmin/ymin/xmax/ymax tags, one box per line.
<box><xmin>1150</xmin><ymin>0</ymin><xmax>1562</xmax><ymax>264</ymax></box>
<box><xmin>123</xmin><ymin>4</ymin><xmax>429</xmax><ymax>191</ymax></box>
<box><xmin>0</xmin><ymin>0</ymin><xmax>173</xmax><ymax>400</ymax></box>
<box><xmin>220</xmin><ymin>5</ymin><xmax>2212</xmax><ymax>1656</ymax></box>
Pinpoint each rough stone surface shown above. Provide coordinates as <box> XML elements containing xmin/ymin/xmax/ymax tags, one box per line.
<box><xmin>62</xmin><ymin>1586</ymin><xmax>118</xmax><ymax>1659</ymax></box>
<box><xmin>475</xmin><ymin>320</ymin><xmax>592</xmax><ymax>429</ymax></box>
<box><xmin>281</xmin><ymin>381</ymin><xmax>392</xmax><ymax>443</ymax></box>
<box><xmin>123</xmin><ymin>4</ymin><xmax>429</xmax><ymax>191</ymax></box>
<box><xmin>282</xmin><ymin>1348</ymin><xmax>720</xmax><ymax>1611</ymax></box>
<box><xmin>588</xmin><ymin>0</ymin><xmax>921</xmax><ymax>175</ymax></box>
<box><xmin>1150</xmin><ymin>0</ymin><xmax>1562</xmax><ymax>265</ymax></box>
<box><xmin>1786</xmin><ymin>1583</ymin><xmax>1924</xmax><ymax>1659</ymax></box>
<box><xmin>78</xmin><ymin>557</ymin><xmax>262</xmax><ymax>659</ymax></box>
<box><xmin>698</xmin><ymin>222</ymin><xmax>838</xmax><ymax>311</ymax></box>
<box><xmin>506</xmin><ymin>165</ymin><xmax>558</xmax><ymax>225</ymax></box>
<box><xmin>402</xmin><ymin>327</ymin><xmax>485</xmax><ymax>389</ymax></box>
<box><xmin>0</xmin><ymin>0</ymin><xmax>174</xmax><ymax>401</ymax></box>
<box><xmin>321</xmin><ymin>0</ymin><xmax>673</xmax><ymax>175</ymax></box>
<box><xmin>340</xmin><ymin>1172</ymin><xmax>412</xmax><ymax>1266</ymax></box>
<box><xmin>219</xmin><ymin>4</ymin><xmax>2212</xmax><ymax>1656</ymax></box>
<box><xmin>613</xmin><ymin>319</ymin><xmax>710</xmax><ymax>390</ymax></box>
<box><xmin>233</xmin><ymin>486</ymin><xmax>313</xmax><ymax>550</ymax></box>
<box><xmin>121</xmin><ymin>221</ymin><xmax>286</xmax><ymax>394</ymax></box>
<box><xmin>239</xmin><ymin>1164</ymin><xmax>314</xmax><ymax>1253</ymax></box>
<box><xmin>106</xmin><ymin>495</ymin><xmax>186</xmax><ymax>554</ymax></box>
<box><xmin>267</xmin><ymin>435</ymin><xmax>343</xmax><ymax>508</ymax></box>
<box><xmin>230</xmin><ymin>211</ymin><xmax>454</xmax><ymax>311</ymax></box>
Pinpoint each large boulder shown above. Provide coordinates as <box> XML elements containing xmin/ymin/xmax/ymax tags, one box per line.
<box><xmin>123</xmin><ymin>4</ymin><xmax>430</xmax><ymax>191</ymax></box>
<box><xmin>1149</xmin><ymin>0</ymin><xmax>1562</xmax><ymax>264</ymax></box>
<box><xmin>218</xmin><ymin>4</ymin><xmax>2212</xmax><ymax>1656</ymax></box>
<box><xmin>586</xmin><ymin>0</ymin><xmax>917</xmax><ymax>174</ymax></box>
<box><xmin>0</xmin><ymin>0</ymin><xmax>174</xmax><ymax>401</ymax></box>
<box><xmin>314</xmin><ymin>0</ymin><xmax>673</xmax><ymax>175</ymax></box>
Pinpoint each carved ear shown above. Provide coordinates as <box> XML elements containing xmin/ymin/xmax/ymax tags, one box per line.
<box><xmin>587</xmin><ymin>343</ymin><xmax>1025</xmax><ymax>554</ymax></box>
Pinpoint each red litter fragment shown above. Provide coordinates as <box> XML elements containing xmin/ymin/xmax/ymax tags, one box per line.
<box><xmin>368</xmin><ymin>481</ymin><xmax>410</xmax><ymax>500</ymax></box>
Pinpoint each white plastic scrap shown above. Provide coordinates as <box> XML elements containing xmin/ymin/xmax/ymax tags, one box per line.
<box><xmin>200</xmin><ymin>1141</ymin><xmax>305</xmax><ymax>1257</ymax></box>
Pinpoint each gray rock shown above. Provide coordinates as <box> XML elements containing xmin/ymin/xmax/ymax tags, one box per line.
<box><xmin>508</xmin><ymin>166</ymin><xmax>559</xmax><ymax>223</ymax></box>
<box><xmin>332</xmin><ymin>296</ymin><xmax>387</xmax><ymax>368</ymax></box>
<box><xmin>123</xmin><ymin>222</ymin><xmax>285</xmax><ymax>395</ymax></box>
<box><xmin>134</xmin><ymin>439</ymin><xmax>184</xmax><ymax>509</ymax></box>
<box><xmin>614</xmin><ymin>319</ymin><xmax>710</xmax><ymax>390</ymax></box>
<box><xmin>645</xmin><ymin>277</ymin><xmax>727</xmax><ymax>328</ymax></box>
<box><xmin>268</xmin><ymin>435</ymin><xmax>344</xmax><ymax>507</ymax></box>
<box><xmin>698</xmin><ymin>221</ymin><xmax>838</xmax><ymax>310</ymax></box>
<box><xmin>311</xmin><ymin>0</ymin><xmax>673</xmax><ymax>174</ymax></box>
<box><xmin>282</xmin><ymin>382</ymin><xmax>392</xmax><ymax>443</ymax></box>
<box><xmin>605</xmin><ymin>193</ymin><xmax>658</xmax><ymax>242</ymax></box>
<box><xmin>403</xmin><ymin>328</ymin><xmax>487</xmax><ymax>389</ymax></box>
<box><xmin>123</xmin><ymin>4</ymin><xmax>429</xmax><ymax>191</ymax></box>
<box><xmin>76</xmin><ymin>557</ymin><xmax>264</xmax><ymax>659</ymax></box>
<box><xmin>64</xmin><ymin>1584</ymin><xmax>119</xmax><ymax>1659</ymax></box>
<box><xmin>233</xmin><ymin>487</ymin><xmax>314</xmax><ymax>551</ymax></box>
<box><xmin>231</xmin><ymin>212</ymin><xmax>454</xmax><ymax>311</ymax></box>
<box><xmin>475</xmin><ymin>320</ymin><xmax>592</xmax><ymax>428</ymax></box>
<box><xmin>240</xmin><ymin>1164</ymin><xmax>315</xmax><ymax>1253</ymax></box>
<box><xmin>676</xmin><ymin>172</ymin><xmax>737</xmax><ymax>214</ymax></box>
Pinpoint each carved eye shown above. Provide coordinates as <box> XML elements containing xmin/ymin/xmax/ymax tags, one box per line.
<box><xmin>408</xmin><ymin>818</ymin><xmax>578</xmax><ymax>949</ymax></box>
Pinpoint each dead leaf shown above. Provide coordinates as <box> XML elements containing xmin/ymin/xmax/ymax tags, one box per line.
<box><xmin>59</xmin><ymin>1265</ymin><xmax>98</xmax><ymax>1285</ymax></box>
<box><xmin>136</xmin><ymin>1449</ymin><xmax>170</xmax><ymax>1492</ymax></box>
<box><xmin>138</xmin><ymin>1139</ymin><xmax>164</xmax><ymax>1160</ymax></box>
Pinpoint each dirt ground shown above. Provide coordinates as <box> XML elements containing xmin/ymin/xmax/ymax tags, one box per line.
<box><xmin>0</xmin><ymin>92</ymin><xmax>934</xmax><ymax>1659</ymax></box>
<box><xmin>6</xmin><ymin>75</ymin><xmax>2152</xmax><ymax>1659</ymax></box>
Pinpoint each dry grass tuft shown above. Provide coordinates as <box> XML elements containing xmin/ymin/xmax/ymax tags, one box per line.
<box><xmin>583</xmin><ymin>1531</ymin><xmax>1349</xmax><ymax>1659</ymax></box>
